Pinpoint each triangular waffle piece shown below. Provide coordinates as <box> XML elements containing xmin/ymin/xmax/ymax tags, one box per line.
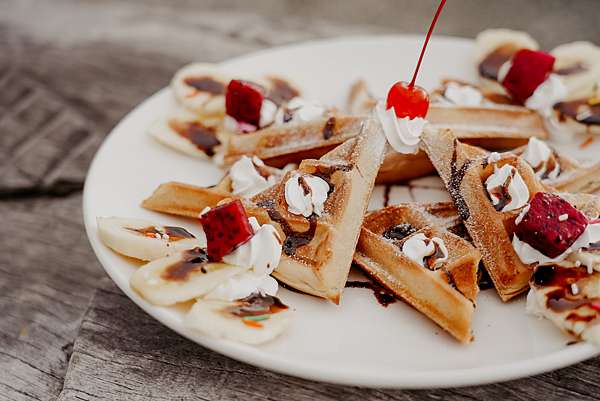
<box><xmin>354</xmin><ymin>204</ymin><xmax>481</xmax><ymax>343</ymax></box>
<box><xmin>247</xmin><ymin>117</ymin><xmax>387</xmax><ymax>303</ymax></box>
<box><xmin>222</xmin><ymin>115</ymin><xmax>365</xmax><ymax>167</ymax></box>
<box><xmin>421</xmin><ymin>128</ymin><xmax>547</xmax><ymax>301</ymax></box>
<box><xmin>142</xmin><ymin>162</ymin><xmax>284</xmax><ymax>219</ymax></box>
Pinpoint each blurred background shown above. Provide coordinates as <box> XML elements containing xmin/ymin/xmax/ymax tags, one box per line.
<box><xmin>1</xmin><ymin>1</ymin><xmax>599</xmax><ymax>400</ymax></box>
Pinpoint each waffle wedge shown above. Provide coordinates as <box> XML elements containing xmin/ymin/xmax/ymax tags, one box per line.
<box><xmin>142</xmin><ymin>160</ymin><xmax>285</xmax><ymax>218</ymax></box>
<box><xmin>421</xmin><ymin>128</ymin><xmax>546</xmax><ymax>300</ymax></box>
<box><xmin>247</xmin><ymin>116</ymin><xmax>387</xmax><ymax>303</ymax></box>
<box><xmin>354</xmin><ymin>204</ymin><xmax>481</xmax><ymax>343</ymax></box>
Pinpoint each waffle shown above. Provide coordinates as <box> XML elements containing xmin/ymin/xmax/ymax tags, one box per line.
<box><xmin>246</xmin><ymin>116</ymin><xmax>387</xmax><ymax>303</ymax></box>
<box><xmin>142</xmin><ymin>164</ymin><xmax>284</xmax><ymax>219</ymax></box>
<box><xmin>221</xmin><ymin>115</ymin><xmax>364</xmax><ymax>167</ymax></box>
<box><xmin>421</xmin><ymin>128</ymin><xmax>546</xmax><ymax>300</ymax></box>
<box><xmin>350</xmin><ymin>79</ymin><xmax>548</xmax><ymax>183</ymax></box>
<box><xmin>354</xmin><ymin>203</ymin><xmax>481</xmax><ymax>343</ymax></box>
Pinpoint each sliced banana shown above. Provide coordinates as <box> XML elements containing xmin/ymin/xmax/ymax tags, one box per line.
<box><xmin>98</xmin><ymin>217</ymin><xmax>201</xmax><ymax>261</ymax></box>
<box><xmin>475</xmin><ymin>29</ymin><xmax>539</xmax><ymax>62</ymax></box>
<box><xmin>552</xmin><ymin>42</ymin><xmax>600</xmax><ymax>99</ymax></box>
<box><xmin>130</xmin><ymin>247</ymin><xmax>245</xmax><ymax>306</ymax></box>
<box><xmin>171</xmin><ymin>63</ymin><xmax>229</xmax><ymax>116</ymax></box>
<box><xmin>185</xmin><ymin>293</ymin><xmax>292</xmax><ymax>345</ymax></box>
<box><xmin>475</xmin><ymin>29</ymin><xmax>539</xmax><ymax>94</ymax></box>
<box><xmin>148</xmin><ymin>108</ymin><xmax>224</xmax><ymax>159</ymax></box>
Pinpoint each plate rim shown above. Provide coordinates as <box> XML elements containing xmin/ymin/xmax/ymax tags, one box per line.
<box><xmin>82</xmin><ymin>34</ymin><xmax>600</xmax><ymax>389</ymax></box>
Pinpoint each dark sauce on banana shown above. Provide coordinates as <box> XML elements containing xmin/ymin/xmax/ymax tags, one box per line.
<box><xmin>168</xmin><ymin>120</ymin><xmax>221</xmax><ymax>156</ymax></box>
<box><xmin>161</xmin><ymin>247</ymin><xmax>209</xmax><ymax>281</ymax></box>
<box><xmin>183</xmin><ymin>77</ymin><xmax>225</xmax><ymax>94</ymax></box>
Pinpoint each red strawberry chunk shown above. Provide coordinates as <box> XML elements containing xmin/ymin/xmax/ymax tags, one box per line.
<box><xmin>225</xmin><ymin>80</ymin><xmax>264</xmax><ymax>127</ymax></box>
<box><xmin>200</xmin><ymin>200</ymin><xmax>254</xmax><ymax>261</ymax></box>
<box><xmin>501</xmin><ymin>49</ymin><xmax>555</xmax><ymax>104</ymax></box>
<box><xmin>515</xmin><ymin>192</ymin><xmax>588</xmax><ymax>258</ymax></box>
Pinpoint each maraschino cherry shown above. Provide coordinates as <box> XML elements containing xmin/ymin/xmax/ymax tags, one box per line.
<box><xmin>386</xmin><ymin>0</ymin><xmax>447</xmax><ymax>119</ymax></box>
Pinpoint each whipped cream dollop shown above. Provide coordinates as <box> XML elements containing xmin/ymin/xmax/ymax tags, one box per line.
<box><xmin>497</xmin><ymin>61</ymin><xmax>512</xmax><ymax>83</ymax></box>
<box><xmin>259</xmin><ymin>99</ymin><xmax>279</xmax><ymax>127</ymax></box>
<box><xmin>206</xmin><ymin>217</ymin><xmax>282</xmax><ymax>301</ymax></box>
<box><xmin>443</xmin><ymin>82</ymin><xmax>484</xmax><ymax>106</ymax></box>
<box><xmin>525</xmin><ymin>74</ymin><xmax>568</xmax><ymax>116</ymax></box>
<box><xmin>375</xmin><ymin>101</ymin><xmax>426</xmax><ymax>154</ymax></box>
<box><xmin>229</xmin><ymin>156</ymin><xmax>277</xmax><ymax>197</ymax></box>
<box><xmin>284</xmin><ymin>172</ymin><xmax>329</xmax><ymax>217</ymax></box>
<box><xmin>522</xmin><ymin>138</ymin><xmax>560</xmax><ymax>180</ymax></box>
<box><xmin>485</xmin><ymin>164</ymin><xmax>530</xmax><ymax>212</ymax></box>
<box><xmin>402</xmin><ymin>233</ymin><xmax>448</xmax><ymax>269</ymax></box>
<box><xmin>513</xmin><ymin>223</ymin><xmax>600</xmax><ymax>265</ymax></box>
<box><xmin>276</xmin><ymin>97</ymin><xmax>326</xmax><ymax>125</ymax></box>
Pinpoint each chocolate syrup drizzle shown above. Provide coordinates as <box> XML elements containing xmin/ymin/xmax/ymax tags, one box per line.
<box><xmin>478</xmin><ymin>44</ymin><xmax>517</xmax><ymax>81</ymax></box>
<box><xmin>183</xmin><ymin>77</ymin><xmax>225</xmax><ymax>94</ymax></box>
<box><xmin>382</xmin><ymin>224</ymin><xmax>416</xmax><ymax>241</ymax></box>
<box><xmin>555</xmin><ymin>100</ymin><xmax>600</xmax><ymax>126</ymax></box>
<box><xmin>168</xmin><ymin>120</ymin><xmax>221</xmax><ymax>156</ymax></box>
<box><xmin>345</xmin><ymin>280</ymin><xmax>398</xmax><ymax>307</ymax></box>
<box><xmin>225</xmin><ymin>293</ymin><xmax>288</xmax><ymax>317</ymax></box>
<box><xmin>488</xmin><ymin>168</ymin><xmax>516</xmax><ymax>211</ymax></box>
<box><xmin>322</xmin><ymin>117</ymin><xmax>336</xmax><ymax>140</ymax></box>
<box><xmin>161</xmin><ymin>247</ymin><xmax>209</xmax><ymax>281</ymax></box>
<box><xmin>555</xmin><ymin>63</ymin><xmax>588</xmax><ymax>76</ymax></box>
<box><xmin>128</xmin><ymin>226</ymin><xmax>195</xmax><ymax>241</ymax></box>
<box><xmin>267</xmin><ymin>78</ymin><xmax>300</xmax><ymax>106</ymax></box>
<box><xmin>448</xmin><ymin>139</ymin><xmax>472</xmax><ymax>221</ymax></box>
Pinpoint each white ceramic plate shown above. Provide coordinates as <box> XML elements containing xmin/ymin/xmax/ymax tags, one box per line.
<box><xmin>83</xmin><ymin>35</ymin><xmax>600</xmax><ymax>389</ymax></box>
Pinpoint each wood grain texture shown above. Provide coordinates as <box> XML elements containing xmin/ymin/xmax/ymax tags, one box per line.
<box><xmin>58</xmin><ymin>281</ymin><xmax>600</xmax><ymax>401</ymax></box>
<box><xmin>0</xmin><ymin>0</ymin><xmax>599</xmax><ymax>400</ymax></box>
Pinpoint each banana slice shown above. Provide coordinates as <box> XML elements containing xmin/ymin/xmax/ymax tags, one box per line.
<box><xmin>148</xmin><ymin>108</ymin><xmax>224</xmax><ymax>159</ymax></box>
<box><xmin>552</xmin><ymin>42</ymin><xmax>600</xmax><ymax>99</ymax></box>
<box><xmin>130</xmin><ymin>247</ymin><xmax>245</xmax><ymax>306</ymax></box>
<box><xmin>475</xmin><ymin>29</ymin><xmax>539</xmax><ymax>94</ymax></box>
<box><xmin>171</xmin><ymin>63</ymin><xmax>229</xmax><ymax>116</ymax></box>
<box><xmin>98</xmin><ymin>217</ymin><xmax>201</xmax><ymax>261</ymax></box>
<box><xmin>475</xmin><ymin>29</ymin><xmax>539</xmax><ymax>63</ymax></box>
<box><xmin>185</xmin><ymin>293</ymin><xmax>292</xmax><ymax>345</ymax></box>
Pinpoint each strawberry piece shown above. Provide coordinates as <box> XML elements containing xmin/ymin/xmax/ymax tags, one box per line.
<box><xmin>501</xmin><ymin>49</ymin><xmax>555</xmax><ymax>104</ymax></box>
<box><xmin>515</xmin><ymin>192</ymin><xmax>588</xmax><ymax>258</ymax></box>
<box><xmin>225</xmin><ymin>80</ymin><xmax>264</xmax><ymax>127</ymax></box>
<box><xmin>200</xmin><ymin>200</ymin><xmax>254</xmax><ymax>261</ymax></box>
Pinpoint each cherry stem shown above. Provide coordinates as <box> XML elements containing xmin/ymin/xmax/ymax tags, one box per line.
<box><xmin>409</xmin><ymin>0</ymin><xmax>447</xmax><ymax>88</ymax></box>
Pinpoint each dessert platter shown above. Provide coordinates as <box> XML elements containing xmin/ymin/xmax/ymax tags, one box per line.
<box><xmin>83</xmin><ymin>1</ymin><xmax>600</xmax><ymax>388</ymax></box>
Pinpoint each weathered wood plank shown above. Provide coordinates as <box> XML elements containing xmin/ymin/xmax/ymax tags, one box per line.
<box><xmin>0</xmin><ymin>195</ymin><xmax>109</xmax><ymax>401</ymax></box>
<box><xmin>58</xmin><ymin>282</ymin><xmax>600</xmax><ymax>401</ymax></box>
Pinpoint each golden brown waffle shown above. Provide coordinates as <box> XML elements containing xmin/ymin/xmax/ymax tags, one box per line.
<box><xmin>141</xmin><ymin>164</ymin><xmax>284</xmax><ymax>218</ymax></box>
<box><xmin>221</xmin><ymin>115</ymin><xmax>364</xmax><ymax>167</ymax></box>
<box><xmin>421</xmin><ymin>128</ymin><xmax>600</xmax><ymax>301</ymax></box>
<box><xmin>247</xmin><ymin>116</ymin><xmax>387</xmax><ymax>303</ymax></box>
<box><xmin>354</xmin><ymin>204</ymin><xmax>481</xmax><ymax>343</ymax></box>
<box><xmin>421</xmin><ymin>128</ymin><xmax>546</xmax><ymax>301</ymax></box>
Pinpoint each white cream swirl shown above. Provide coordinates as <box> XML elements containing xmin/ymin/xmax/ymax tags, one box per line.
<box><xmin>259</xmin><ymin>99</ymin><xmax>279</xmax><ymax>127</ymax></box>
<box><xmin>522</xmin><ymin>138</ymin><xmax>560</xmax><ymax>180</ymax></box>
<box><xmin>513</xmin><ymin>223</ymin><xmax>600</xmax><ymax>265</ymax></box>
<box><xmin>375</xmin><ymin>101</ymin><xmax>426</xmax><ymax>154</ymax></box>
<box><xmin>443</xmin><ymin>82</ymin><xmax>484</xmax><ymax>106</ymax></box>
<box><xmin>284</xmin><ymin>172</ymin><xmax>329</xmax><ymax>217</ymax></box>
<box><xmin>402</xmin><ymin>233</ymin><xmax>448</xmax><ymax>269</ymax></box>
<box><xmin>279</xmin><ymin>97</ymin><xmax>326</xmax><ymax>124</ymax></box>
<box><xmin>485</xmin><ymin>164</ymin><xmax>530</xmax><ymax>212</ymax></box>
<box><xmin>229</xmin><ymin>156</ymin><xmax>276</xmax><ymax>197</ymax></box>
<box><xmin>524</xmin><ymin>74</ymin><xmax>568</xmax><ymax>116</ymax></box>
<box><xmin>205</xmin><ymin>217</ymin><xmax>282</xmax><ymax>301</ymax></box>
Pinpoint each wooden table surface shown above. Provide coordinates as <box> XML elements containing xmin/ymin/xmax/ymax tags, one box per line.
<box><xmin>2</xmin><ymin>1</ymin><xmax>599</xmax><ymax>399</ymax></box>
